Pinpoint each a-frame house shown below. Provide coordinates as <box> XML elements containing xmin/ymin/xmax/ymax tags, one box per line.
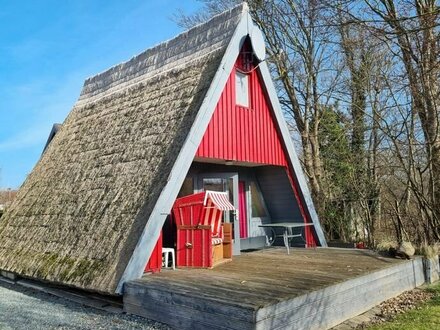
<box><xmin>0</xmin><ymin>3</ymin><xmax>326</xmax><ymax>295</ymax></box>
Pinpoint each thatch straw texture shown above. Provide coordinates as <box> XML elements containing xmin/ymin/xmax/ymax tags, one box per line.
<box><xmin>0</xmin><ymin>5</ymin><xmax>244</xmax><ymax>294</ymax></box>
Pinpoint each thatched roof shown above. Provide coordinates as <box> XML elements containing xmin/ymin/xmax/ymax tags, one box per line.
<box><xmin>0</xmin><ymin>4</ymin><xmax>246</xmax><ymax>294</ymax></box>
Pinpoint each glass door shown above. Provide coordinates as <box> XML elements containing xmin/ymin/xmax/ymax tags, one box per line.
<box><xmin>197</xmin><ymin>173</ymin><xmax>240</xmax><ymax>255</ymax></box>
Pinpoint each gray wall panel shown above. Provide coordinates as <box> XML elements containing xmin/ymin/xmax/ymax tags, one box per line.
<box><xmin>256</xmin><ymin>166</ymin><xmax>302</xmax><ymax>222</ymax></box>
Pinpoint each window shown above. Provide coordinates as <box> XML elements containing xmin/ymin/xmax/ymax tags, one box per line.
<box><xmin>235</xmin><ymin>71</ymin><xmax>249</xmax><ymax>107</ymax></box>
<box><xmin>250</xmin><ymin>182</ymin><xmax>267</xmax><ymax>217</ymax></box>
<box><xmin>202</xmin><ymin>177</ymin><xmax>234</xmax><ymax>222</ymax></box>
<box><xmin>202</xmin><ymin>178</ymin><xmax>234</xmax><ymax>203</ymax></box>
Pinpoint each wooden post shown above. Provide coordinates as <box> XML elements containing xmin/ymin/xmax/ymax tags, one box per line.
<box><xmin>223</xmin><ymin>223</ymin><xmax>233</xmax><ymax>259</ymax></box>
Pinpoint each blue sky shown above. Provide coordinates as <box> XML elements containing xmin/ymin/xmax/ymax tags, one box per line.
<box><xmin>0</xmin><ymin>1</ymin><xmax>200</xmax><ymax>188</ymax></box>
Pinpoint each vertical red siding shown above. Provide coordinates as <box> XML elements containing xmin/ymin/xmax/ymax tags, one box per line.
<box><xmin>196</xmin><ymin>59</ymin><xmax>288</xmax><ymax>166</ymax></box>
<box><xmin>285</xmin><ymin>169</ymin><xmax>317</xmax><ymax>247</ymax></box>
<box><xmin>144</xmin><ymin>232</ymin><xmax>163</xmax><ymax>273</ymax></box>
<box><xmin>195</xmin><ymin>44</ymin><xmax>317</xmax><ymax>247</ymax></box>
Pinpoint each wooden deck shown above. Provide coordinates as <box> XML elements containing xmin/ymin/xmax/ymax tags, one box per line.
<box><xmin>124</xmin><ymin>248</ymin><xmax>426</xmax><ymax>330</ymax></box>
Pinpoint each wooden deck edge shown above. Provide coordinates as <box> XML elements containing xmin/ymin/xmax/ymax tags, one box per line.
<box><xmin>124</xmin><ymin>280</ymin><xmax>258</xmax><ymax>314</ymax></box>
<box><xmin>124</xmin><ymin>282</ymin><xmax>258</xmax><ymax>329</ymax></box>
<box><xmin>255</xmin><ymin>258</ymin><xmax>425</xmax><ymax>330</ymax></box>
<box><xmin>256</xmin><ymin>258</ymin><xmax>423</xmax><ymax>319</ymax></box>
<box><xmin>258</xmin><ymin>271</ymin><xmax>419</xmax><ymax>329</ymax></box>
<box><xmin>125</xmin><ymin>298</ymin><xmax>255</xmax><ymax>330</ymax></box>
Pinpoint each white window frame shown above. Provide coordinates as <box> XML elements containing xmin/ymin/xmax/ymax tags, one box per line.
<box><xmin>235</xmin><ymin>71</ymin><xmax>249</xmax><ymax>107</ymax></box>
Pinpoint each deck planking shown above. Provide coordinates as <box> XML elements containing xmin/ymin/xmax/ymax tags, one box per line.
<box><xmin>124</xmin><ymin>248</ymin><xmax>424</xmax><ymax>330</ymax></box>
<box><xmin>134</xmin><ymin>248</ymin><xmax>401</xmax><ymax>305</ymax></box>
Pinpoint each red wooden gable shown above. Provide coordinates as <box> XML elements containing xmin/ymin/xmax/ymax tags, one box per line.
<box><xmin>195</xmin><ymin>43</ymin><xmax>317</xmax><ymax>247</ymax></box>
<box><xmin>196</xmin><ymin>46</ymin><xmax>288</xmax><ymax>166</ymax></box>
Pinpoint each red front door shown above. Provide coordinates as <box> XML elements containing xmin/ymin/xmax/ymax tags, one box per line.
<box><xmin>239</xmin><ymin>181</ymin><xmax>248</xmax><ymax>239</ymax></box>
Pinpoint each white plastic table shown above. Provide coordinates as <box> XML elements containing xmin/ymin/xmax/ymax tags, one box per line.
<box><xmin>259</xmin><ymin>222</ymin><xmax>314</xmax><ymax>254</ymax></box>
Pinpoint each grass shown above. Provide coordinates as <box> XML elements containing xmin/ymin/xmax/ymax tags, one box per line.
<box><xmin>368</xmin><ymin>283</ymin><xmax>440</xmax><ymax>330</ymax></box>
<box><xmin>418</xmin><ymin>244</ymin><xmax>440</xmax><ymax>259</ymax></box>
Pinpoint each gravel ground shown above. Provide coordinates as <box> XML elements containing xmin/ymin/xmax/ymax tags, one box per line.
<box><xmin>0</xmin><ymin>281</ymin><xmax>171</xmax><ymax>330</ymax></box>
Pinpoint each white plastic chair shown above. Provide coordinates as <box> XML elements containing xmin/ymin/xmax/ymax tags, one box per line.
<box><xmin>162</xmin><ymin>247</ymin><xmax>175</xmax><ymax>270</ymax></box>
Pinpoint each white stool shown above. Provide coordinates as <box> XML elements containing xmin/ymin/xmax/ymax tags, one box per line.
<box><xmin>162</xmin><ymin>248</ymin><xmax>175</xmax><ymax>270</ymax></box>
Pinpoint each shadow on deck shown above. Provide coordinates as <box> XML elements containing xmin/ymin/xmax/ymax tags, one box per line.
<box><xmin>124</xmin><ymin>248</ymin><xmax>425</xmax><ymax>330</ymax></box>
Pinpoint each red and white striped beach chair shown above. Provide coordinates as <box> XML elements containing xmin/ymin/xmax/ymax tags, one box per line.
<box><xmin>172</xmin><ymin>191</ymin><xmax>235</xmax><ymax>268</ymax></box>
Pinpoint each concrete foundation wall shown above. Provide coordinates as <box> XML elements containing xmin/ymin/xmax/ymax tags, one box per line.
<box><xmin>423</xmin><ymin>257</ymin><xmax>440</xmax><ymax>284</ymax></box>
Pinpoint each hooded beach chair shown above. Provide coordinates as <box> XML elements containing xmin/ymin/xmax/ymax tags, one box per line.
<box><xmin>172</xmin><ymin>191</ymin><xmax>236</xmax><ymax>268</ymax></box>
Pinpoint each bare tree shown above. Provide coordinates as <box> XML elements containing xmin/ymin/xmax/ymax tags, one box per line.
<box><xmin>175</xmin><ymin>0</ymin><xmax>440</xmax><ymax>245</ymax></box>
<box><xmin>173</xmin><ymin>0</ymin><xmax>240</xmax><ymax>28</ymax></box>
<box><xmin>337</xmin><ymin>14</ymin><xmax>380</xmax><ymax>245</ymax></box>
<box><xmin>356</xmin><ymin>0</ymin><xmax>440</xmax><ymax>242</ymax></box>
